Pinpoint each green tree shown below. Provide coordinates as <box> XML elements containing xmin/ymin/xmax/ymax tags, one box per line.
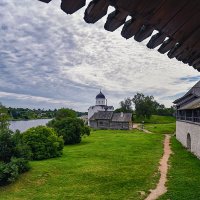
<box><xmin>132</xmin><ymin>93</ymin><xmax>155</xmax><ymax>119</ymax></box>
<box><xmin>48</xmin><ymin>118</ymin><xmax>90</xmax><ymax>145</ymax></box>
<box><xmin>118</xmin><ymin>98</ymin><xmax>133</xmax><ymax>113</ymax></box>
<box><xmin>0</xmin><ymin>128</ymin><xmax>14</xmax><ymax>163</ymax></box>
<box><xmin>55</xmin><ymin>108</ymin><xmax>77</xmax><ymax>120</ymax></box>
<box><xmin>0</xmin><ymin>103</ymin><xmax>9</xmax><ymax>130</ymax></box>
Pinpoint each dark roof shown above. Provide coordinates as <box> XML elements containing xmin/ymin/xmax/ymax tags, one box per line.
<box><xmin>112</xmin><ymin>113</ymin><xmax>132</xmax><ymax>122</ymax></box>
<box><xmin>89</xmin><ymin>105</ymin><xmax>114</xmax><ymax>110</ymax></box>
<box><xmin>184</xmin><ymin>81</ymin><xmax>200</xmax><ymax>97</ymax></box>
<box><xmin>39</xmin><ymin>0</ymin><xmax>200</xmax><ymax>71</ymax></box>
<box><xmin>90</xmin><ymin>111</ymin><xmax>113</xmax><ymax>120</ymax></box>
<box><xmin>174</xmin><ymin>81</ymin><xmax>200</xmax><ymax>105</ymax></box>
<box><xmin>90</xmin><ymin>111</ymin><xmax>132</xmax><ymax>122</ymax></box>
<box><xmin>96</xmin><ymin>91</ymin><xmax>105</xmax><ymax>99</ymax></box>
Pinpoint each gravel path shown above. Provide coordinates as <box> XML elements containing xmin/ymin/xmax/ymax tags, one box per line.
<box><xmin>145</xmin><ymin>134</ymin><xmax>172</xmax><ymax>200</ymax></box>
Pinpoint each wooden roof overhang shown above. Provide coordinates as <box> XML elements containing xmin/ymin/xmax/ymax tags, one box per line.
<box><xmin>38</xmin><ymin>0</ymin><xmax>200</xmax><ymax>71</ymax></box>
<box><xmin>177</xmin><ymin>98</ymin><xmax>200</xmax><ymax>110</ymax></box>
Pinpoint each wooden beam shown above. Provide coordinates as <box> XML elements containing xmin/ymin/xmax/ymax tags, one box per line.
<box><xmin>150</xmin><ymin>0</ymin><xmax>189</xmax><ymax>30</ymax></box>
<box><xmin>158</xmin><ymin>38</ymin><xmax>176</xmax><ymax>54</ymax></box>
<box><xmin>121</xmin><ymin>18</ymin><xmax>143</xmax><ymax>39</ymax></box>
<box><xmin>167</xmin><ymin>27</ymin><xmax>200</xmax><ymax>59</ymax></box>
<box><xmin>61</xmin><ymin>0</ymin><xmax>86</xmax><ymax>15</ymax></box>
<box><xmin>134</xmin><ymin>25</ymin><xmax>154</xmax><ymax>42</ymax></box>
<box><xmin>159</xmin><ymin>0</ymin><xmax>200</xmax><ymax>36</ymax></box>
<box><xmin>105</xmin><ymin>9</ymin><xmax>128</xmax><ymax>32</ymax></box>
<box><xmin>38</xmin><ymin>0</ymin><xmax>52</xmax><ymax>3</ymax></box>
<box><xmin>84</xmin><ymin>0</ymin><xmax>109</xmax><ymax>23</ymax></box>
<box><xmin>147</xmin><ymin>32</ymin><xmax>166</xmax><ymax>49</ymax></box>
<box><xmin>37</xmin><ymin>0</ymin><xmax>200</xmax><ymax>71</ymax></box>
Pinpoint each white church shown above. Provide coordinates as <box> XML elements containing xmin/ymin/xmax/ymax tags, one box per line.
<box><xmin>88</xmin><ymin>91</ymin><xmax>114</xmax><ymax>125</ymax></box>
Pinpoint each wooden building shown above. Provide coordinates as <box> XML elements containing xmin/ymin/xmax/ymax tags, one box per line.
<box><xmin>88</xmin><ymin>91</ymin><xmax>114</xmax><ymax>126</ymax></box>
<box><xmin>89</xmin><ymin>111</ymin><xmax>132</xmax><ymax>130</ymax></box>
<box><xmin>174</xmin><ymin>81</ymin><xmax>200</xmax><ymax>158</ymax></box>
<box><xmin>38</xmin><ymin>0</ymin><xmax>200</xmax><ymax>71</ymax></box>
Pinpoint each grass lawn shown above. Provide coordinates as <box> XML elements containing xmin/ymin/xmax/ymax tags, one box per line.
<box><xmin>134</xmin><ymin>115</ymin><xmax>176</xmax><ymax>124</ymax></box>
<box><xmin>0</xmin><ymin>130</ymin><xmax>164</xmax><ymax>200</ymax></box>
<box><xmin>145</xmin><ymin>123</ymin><xmax>176</xmax><ymax>134</ymax></box>
<box><xmin>159</xmin><ymin>137</ymin><xmax>200</xmax><ymax>200</ymax></box>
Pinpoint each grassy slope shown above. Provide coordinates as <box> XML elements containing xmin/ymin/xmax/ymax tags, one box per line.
<box><xmin>159</xmin><ymin>137</ymin><xmax>200</xmax><ymax>200</ymax></box>
<box><xmin>0</xmin><ymin>130</ymin><xmax>163</xmax><ymax>200</ymax></box>
<box><xmin>145</xmin><ymin>123</ymin><xmax>176</xmax><ymax>134</ymax></box>
<box><xmin>134</xmin><ymin>115</ymin><xmax>175</xmax><ymax>124</ymax></box>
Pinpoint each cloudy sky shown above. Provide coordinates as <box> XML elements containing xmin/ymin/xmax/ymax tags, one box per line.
<box><xmin>0</xmin><ymin>0</ymin><xmax>199</xmax><ymax>111</ymax></box>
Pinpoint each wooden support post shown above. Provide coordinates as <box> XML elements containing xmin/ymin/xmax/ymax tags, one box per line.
<box><xmin>185</xmin><ymin>110</ymin><xmax>186</xmax><ymax>121</ymax></box>
<box><xmin>192</xmin><ymin>109</ymin><xmax>194</xmax><ymax>122</ymax></box>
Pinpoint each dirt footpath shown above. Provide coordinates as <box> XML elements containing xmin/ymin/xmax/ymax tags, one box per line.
<box><xmin>145</xmin><ymin>134</ymin><xmax>172</xmax><ymax>200</ymax></box>
<box><xmin>133</xmin><ymin>123</ymin><xmax>152</xmax><ymax>133</ymax></box>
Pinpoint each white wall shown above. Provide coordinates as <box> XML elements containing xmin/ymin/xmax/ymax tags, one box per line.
<box><xmin>96</xmin><ymin>98</ymin><xmax>106</xmax><ymax>106</ymax></box>
<box><xmin>176</xmin><ymin>121</ymin><xmax>200</xmax><ymax>158</ymax></box>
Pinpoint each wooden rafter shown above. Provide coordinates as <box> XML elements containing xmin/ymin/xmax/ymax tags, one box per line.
<box><xmin>38</xmin><ymin>0</ymin><xmax>200</xmax><ymax>71</ymax></box>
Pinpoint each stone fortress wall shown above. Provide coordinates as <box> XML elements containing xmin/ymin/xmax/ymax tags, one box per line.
<box><xmin>176</xmin><ymin>121</ymin><xmax>200</xmax><ymax>158</ymax></box>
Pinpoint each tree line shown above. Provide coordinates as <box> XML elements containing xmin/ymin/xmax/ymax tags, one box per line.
<box><xmin>5</xmin><ymin>107</ymin><xmax>87</xmax><ymax>120</ymax></box>
<box><xmin>115</xmin><ymin>93</ymin><xmax>175</xmax><ymax>119</ymax></box>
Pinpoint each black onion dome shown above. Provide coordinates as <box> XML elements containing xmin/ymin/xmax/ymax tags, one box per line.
<box><xmin>96</xmin><ymin>91</ymin><xmax>105</xmax><ymax>99</ymax></box>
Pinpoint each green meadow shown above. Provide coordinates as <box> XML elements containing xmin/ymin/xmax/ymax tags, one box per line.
<box><xmin>145</xmin><ymin>123</ymin><xmax>176</xmax><ymax>134</ymax></box>
<box><xmin>134</xmin><ymin>115</ymin><xmax>176</xmax><ymax>124</ymax></box>
<box><xmin>0</xmin><ymin>130</ymin><xmax>163</xmax><ymax>200</ymax></box>
<box><xmin>1</xmin><ymin>122</ymin><xmax>200</xmax><ymax>200</ymax></box>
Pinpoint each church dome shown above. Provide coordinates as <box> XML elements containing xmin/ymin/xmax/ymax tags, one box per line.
<box><xmin>96</xmin><ymin>91</ymin><xmax>105</xmax><ymax>99</ymax></box>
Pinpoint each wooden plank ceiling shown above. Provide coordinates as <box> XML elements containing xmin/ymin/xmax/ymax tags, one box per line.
<box><xmin>38</xmin><ymin>0</ymin><xmax>200</xmax><ymax>71</ymax></box>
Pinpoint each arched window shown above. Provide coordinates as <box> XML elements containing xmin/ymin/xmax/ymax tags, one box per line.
<box><xmin>187</xmin><ymin>133</ymin><xmax>191</xmax><ymax>151</ymax></box>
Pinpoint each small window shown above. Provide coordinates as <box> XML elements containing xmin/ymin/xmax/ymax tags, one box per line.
<box><xmin>99</xmin><ymin>121</ymin><xmax>103</xmax><ymax>125</ymax></box>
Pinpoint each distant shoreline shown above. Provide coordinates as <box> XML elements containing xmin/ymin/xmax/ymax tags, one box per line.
<box><xmin>9</xmin><ymin>118</ymin><xmax>53</xmax><ymax>122</ymax></box>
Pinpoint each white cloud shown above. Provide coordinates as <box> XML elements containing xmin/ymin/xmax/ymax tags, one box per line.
<box><xmin>0</xmin><ymin>0</ymin><xmax>199</xmax><ymax>111</ymax></box>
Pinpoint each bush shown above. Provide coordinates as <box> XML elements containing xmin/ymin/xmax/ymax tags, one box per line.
<box><xmin>22</xmin><ymin>126</ymin><xmax>64</xmax><ymax>160</ymax></box>
<box><xmin>10</xmin><ymin>157</ymin><xmax>30</xmax><ymax>174</ymax></box>
<box><xmin>0</xmin><ymin>129</ymin><xmax>32</xmax><ymax>163</ymax></box>
<box><xmin>0</xmin><ymin>129</ymin><xmax>15</xmax><ymax>163</ymax></box>
<box><xmin>0</xmin><ymin>157</ymin><xmax>30</xmax><ymax>186</ymax></box>
<box><xmin>12</xmin><ymin>131</ymin><xmax>32</xmax><ymax>160</ymax></box>
<box><xmin>0</xmin><ymin>160</ymin><xmax>19</xmax><ymax>186</ymax></box>
<box><xmin>48</xmin><ymin>118</ymin><xmax>90</xmax><ymax>145</ymax></box>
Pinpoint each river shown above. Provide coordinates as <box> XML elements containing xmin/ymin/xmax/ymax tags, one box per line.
<box><xmin>9</xmin><ymin>119</ymin><xmax>52</xmax><ymax>132</ymax></box>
